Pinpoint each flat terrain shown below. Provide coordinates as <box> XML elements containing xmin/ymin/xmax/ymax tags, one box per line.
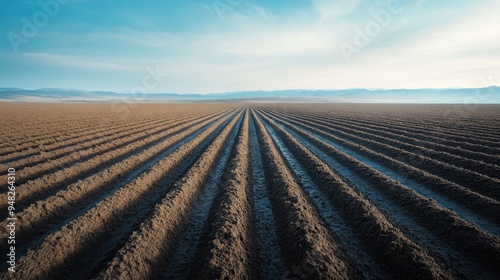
<box><xmin>0</xmin><ymin>103</ymin><xmax>499</xmax><ymax>279</ymax></box>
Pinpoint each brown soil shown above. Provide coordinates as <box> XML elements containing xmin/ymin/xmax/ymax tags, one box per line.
<box><xmin>0</xmin><ymin>103</ymin><xmax>498</xmax><ymax>280</ymax></box>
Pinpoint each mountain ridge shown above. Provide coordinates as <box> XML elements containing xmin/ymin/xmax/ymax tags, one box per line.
<box><xmin>0</xmin><ymin>87</ymin><xmax>498</xmax><ymax>103</ymax></box>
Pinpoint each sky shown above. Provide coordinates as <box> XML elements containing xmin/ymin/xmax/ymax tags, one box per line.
<box><xmin>0</xmin><ymin>0</ymin><xmax>499</xmax><ymax>94</ymax></box>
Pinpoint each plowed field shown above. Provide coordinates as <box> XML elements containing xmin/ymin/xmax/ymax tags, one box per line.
<box><xmin>1</xmin><ymin>103</ymin><xmax>499</xmax><ymax>279</ymax></box>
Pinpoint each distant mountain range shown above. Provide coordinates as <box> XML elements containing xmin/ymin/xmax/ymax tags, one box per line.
<box><xmin>0</xmin><ymin>87</ymin><xmax>498</xmax><ymax>103</ymax></box>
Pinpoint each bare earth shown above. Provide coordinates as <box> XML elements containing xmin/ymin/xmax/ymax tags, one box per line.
<box><xmin>0</xmin><ymin>103</ymin><xmax>499</xmax><ymax>279</ymax></box>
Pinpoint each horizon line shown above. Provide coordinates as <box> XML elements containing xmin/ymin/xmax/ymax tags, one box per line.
<box><xmin>1</xmin><ymin>85</ymin><xmax>499</xmax><ymax>95</ymax></box>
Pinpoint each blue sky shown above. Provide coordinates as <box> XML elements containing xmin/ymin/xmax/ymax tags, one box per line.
<box><xmin>0</xmin><ymin>0</ymin><xmax>498</xmax><ymax>93</ymax></box>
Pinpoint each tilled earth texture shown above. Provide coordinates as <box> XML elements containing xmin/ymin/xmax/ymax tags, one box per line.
<box><xmin>0</xmin><ymin>103</ymin><xmax>499</xmax><ymax>280</ymax></box>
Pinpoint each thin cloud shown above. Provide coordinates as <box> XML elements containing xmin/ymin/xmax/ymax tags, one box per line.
<box><xmin>0</xmin><ymin>0</ymin><xmax>497</xmax><ymax>92</ymax></box>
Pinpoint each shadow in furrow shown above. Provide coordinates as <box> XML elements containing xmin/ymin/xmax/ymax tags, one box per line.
<box><xmin>257</xmin><ymin>113</ymin><xmax>386</xmax><ymax>280</ymax></box>
<box><xmin>269</xmin><ymin>116</ymin><xmax>498</xmax><ymax>279</ymax></box>
<box><xmin>161</xmin><ymin>114</ymin><xmax>243</xmax><ymax>279</ymax></box>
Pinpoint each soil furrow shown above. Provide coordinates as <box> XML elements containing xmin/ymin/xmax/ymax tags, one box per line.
<box><xmin>316</xmin><ymin>113</ymin><xmax>499</xmax><ymax>165</ymax></box>
<box><xmin>0</xmin><ymin>110</ymin><xmax>216</xmax><ymax>167</ymax></box>
<box><xmin>0</xmin><ymin>116</ymin><xmax>174</xmax><ymax>164</ymax></box>
<box><xmin>0</xmin><ymin>109</ymin><xmax>233</xmax><ymax>262</ymax></box>
<box><xmin>0</xmin><ymin>108</ymin><xmax>240</xmax><ymax>279</ymax></box>
<box><xmin>3</xmin><ymin>103</ymin><xmax>217</xmax><ymax>149</ymax></box>
<box><xmin>186</xmin><ymin>109</ymin><xmax>258</xmax><ymax>280</ymax></box>
<box><xmin>0</xmin><ymin>113</ymin><xmax>163</xmax><ymax>158</ymax></box>
<box><xmin>252</xmin><ymin>109</ymin><xmax>362</xmax><ymax>280</ymax></box>
<box><xmin>246</xmin><ymin>115</ymin><xmax>286</xmax><ymax>280</ymax></box>
<box><xmin>265</xmin><ymin>109</ymin><xmax>500</xmax><ymax>224</ymax></box>
<box><xmin>271</xmin><ymin>105</ymin><xmax>500</xmax><ymax>153</ymax></box>
<box><xmin>0</xmin><ymin>105</ymin><xmax>133</xmax><ymax>145</ymax></box>
<box><xmin>259</xmin><ymin>110</ymin><xmax>500</xmax><ymax>276</ymax></box>
<box><xmin>255</xmin><ymin>113</ymin><xmax>386</xmax><ymax>280</ymax></box>
<box><xmin>266</xmin><ymin>109</ymin><xmax>500</xmax><ymax>201</ymax></box>
<box><xmin>8</xmin><ymin>110</ymin><xmax>223</xmax><ymax>186</ymax></box>
<box><xmin>313</xmin><ymin>105</ymin><xmax>500</xmax><ymax>142</ymax></box>
<box><xmin>95</xmin><ymin>110</ymin><xmax>243</xmax><ymax>280</ymax></box>
<box><xmin>0</xmin><ymin>118</ymin><xmax>118</xmax><ymax>155</ymax></box>
<box><xmin>324</xmin><ymin>110</ymin><xmax>500</xmax><ymax>149</ymax></box>
<box><xmin>256</xmin><ymin>110</ymin><xmax>455</xmax><ymax>279</ymax></box>
<box><xmin>0</xmin><ymin>103</ymin><xmax>498</xmax><ymax>279</ymax></box>
<box><xmin>270</xmin><ymin>109</ymin><xmax>500</xmax><ymax>179</ymax></box>
<box><xmin>0</xmin><ymin>109</ymin><xmax>234</xmax><ymax>216</ymax></box>
<box><xmin>288</xmin><ymin>110</ymin><xmax>500</xmax><ymax>166</ymax></box>
<box><xmin>1</xmin><ymin>104</ymin><xmax>230</xmax><ymax>161</ymax></box>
